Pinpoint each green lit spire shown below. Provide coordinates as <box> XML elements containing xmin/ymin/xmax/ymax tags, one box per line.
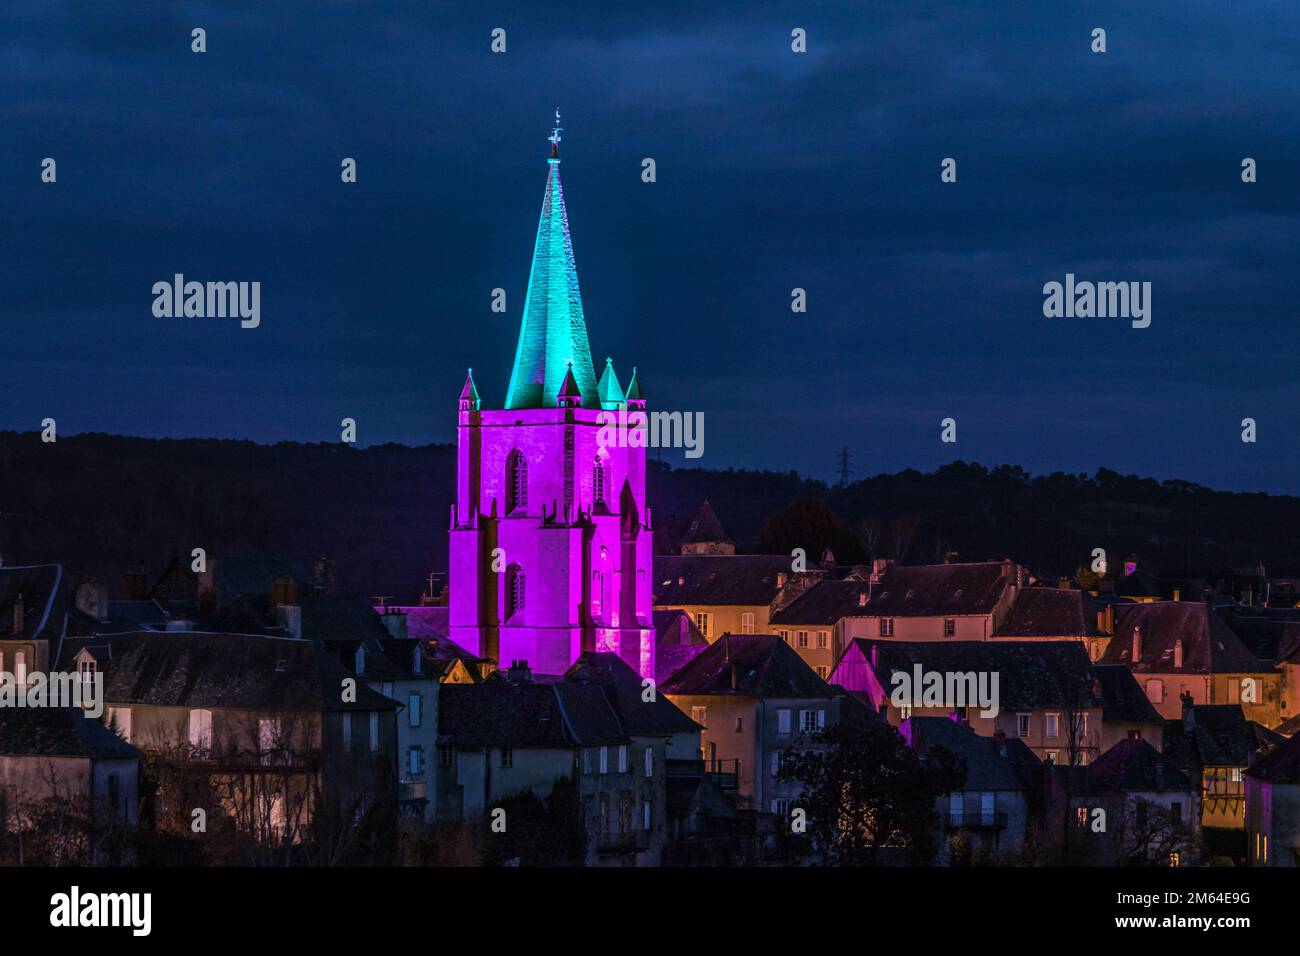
<box><xmin>596</xmin><ymin>357</ymin><xmax>624</xmax><ymax>409</ymax></box>
<box><xmin>504</xmin><ymin>110</ymin><xmax>599</xmax><ymax>410</ymax></box>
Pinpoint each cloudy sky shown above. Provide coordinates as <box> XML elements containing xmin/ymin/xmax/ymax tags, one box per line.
<box><xmin>4</xmin><ymin>1</ymin><xmax>1300</xmax><ymax>491</ymax></box>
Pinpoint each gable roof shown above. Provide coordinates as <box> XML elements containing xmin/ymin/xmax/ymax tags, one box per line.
<box><xmin>1164</xmin><ymin>704</ymin><xmax>1280</xmax><ymax>768</ymax></box>
<box><xmin>854</xmin><ymin>562</ymin><xmax>1011</xmax><ymax>617</ymax></box>
<box><xmin>1086</xmin><ymin>739</ymin><xmax>1194</xmax><ymax>793</ymax></box>
<box><xmin>0</xmin><ymin>707</ymin><xmax>139</xmax><ymax>759</ymax></box>
<box><xmin>57</xmin><ymin>631</ymin><xmax>397</xmax><ymax>713</ymax></box>
<box><xmin>1092</xmin><ymin>664</ymin><xmax>1164</xmax><ymax>724</ymax></box>
<box><xmin>660</xmin><ymin>635</ymin><xmax>832</xmax><ymax>699</ymax></box>
<box><xmin>851</xmin><ymin>639</ymin><xmax>1095</xmax><ymax>711</ymax></box>
<box><xmin>1099</xmin><ymin>602</ymin><xmax>1265</xmax><ymax>674</ymax></box>
<box><xmin>901</xmin><ymin>716</ymin><xmax>1028</xmax><ymax>791</ymax></box>
<box><xmin>655</xmin><ymin>555</ymin><xmax>792</xmax><ymax>607</ymax></box>
<box><xmin>439</xmin><ymin>678</ymin><xmax>625</xmax><ymax>749</ymax></box>
<box><xmin>770</xmin><ymin>579</ymin><xmax>872</xmax><ymax>626</ymax></box>
<box><xmin>1246</xmin><ymin>732</ymin><xmax>1300</xmax><ymax>783</ymax></box>
<box><xmin>994</xmin><ymin>587</ymin><xmax>1104</xmax><ymax>637</ymax></box>
<box><xmin>565</xmin><ymin>652</ymin><xmax>699</xmax><ymax>737</ymax></box>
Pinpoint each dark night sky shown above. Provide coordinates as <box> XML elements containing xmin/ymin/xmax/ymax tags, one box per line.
<box><xmin>4</xmin><ymin>2</ymin><xmax>1300</xmax><ymax>491</ymax></box>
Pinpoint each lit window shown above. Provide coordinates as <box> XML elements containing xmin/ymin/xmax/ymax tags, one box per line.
<box><xmin>693</xmin><ymin>613</ymin><xmax>711</xmax><ymax>639</ymax></box>
<box><xmin>691</xmin><ymin>706</ymin><xmax>707</xmax><ymax>729</ymax></box>
<box><xmin>188</xmin><ymin>709</ymin><xmax>213</xmax><ymax>755</ymax></box>
<box><xmin>78</xmin><ymin>659</ymin><xmax>96</xmax><ymax>685</ymax></box>
<box><xmin>741</xmin><ymin>612</ymin><xmax>756</xmax><ymax>635</ymax></box>
<box><xmin>816</xmin><ymin>666</ymin><xmax>828</xmax><ymax>679</ymax></box>
<box><xmin>817</xmin><ymin>631</ymin><xmax>828</xmax><ymax>649</ymax></box>
<box><xmin>797</xmin><ymin>631</ymin><xmax>809</xmax><ymax>649</ymax></box>
<box><xmin>409</xmin><ymin>746</ymin><xmax>424</xmax><ymax>776</ymax></box>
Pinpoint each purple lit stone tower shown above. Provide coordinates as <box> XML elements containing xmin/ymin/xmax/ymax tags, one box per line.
<box><xmin>449</xmin><ymin>114</ymin><xmax>654</xmax><ymax>678</ymax></box>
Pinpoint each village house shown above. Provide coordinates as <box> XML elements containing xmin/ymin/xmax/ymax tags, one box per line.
<box><xmin>1059</xmin><ymin>739</ymin><xmax>1200</xmax><ymax>867</ymax></box>
<box><xmin>901</xmin><ymin>715</ymin><xmax>1036</xmax><ymax>864</ymax></box>
<box><xmin>655</xmin><ymin>553</ymin><xmax>803</xmax><ymax>642</ymax></box>
<box><xmin>57</xmin><ymin>630</ymin><xmax>400</xmax><ymax>855</ymax></box>
<box><xmin>831</xmin><ymin>639</ymin><xmax>1160</xmax><ymax>765</ymax></box>
<box><xmin>660</xmin><ymin>634</ymin><xmax>838</xmax><ymax>817</ymax></box>
<box><xmin>1244</xmin><ymin>731</ymin><xmax>1300</xmax><ymax>867</ymax></box>
<box><xmin>1162</xmin><ymin>701</ymin><xmax>1285</xmax><ymax>846</ymax></box>
<box><xmin>1099</xmin><ymin>601</ymin><xmax>1282</xmax><ymax>725</ymax></box>
<box><xmin>0</xmin><ymin>706</ymin><xmax>140</xmax><ymax>859</ymax></box>
<box><xmin>834</xmin><ymin>559</ymin><xmax>1025</xmax><ymax>644</ymax></box>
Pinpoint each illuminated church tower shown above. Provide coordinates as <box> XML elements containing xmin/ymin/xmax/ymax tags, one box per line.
<box><xmin>449</xmin><ymin>114</ymin><xmax>654</xmax><ymax>678</ymax></box>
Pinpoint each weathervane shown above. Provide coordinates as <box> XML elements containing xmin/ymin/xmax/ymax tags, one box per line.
<box><xmin>549</xmin><ymin>108</ymin><xmax>563</xmax><ymax>148</ymax></box>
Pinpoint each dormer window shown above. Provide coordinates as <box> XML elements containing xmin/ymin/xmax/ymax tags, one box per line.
<box><xmin>78</xmin><ymin>659</ymin><xmax>96</xmax><ymax>685</ymax></box>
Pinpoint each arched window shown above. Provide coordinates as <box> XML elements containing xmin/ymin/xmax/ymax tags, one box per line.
<box><xmin>506</xmin><ymin>565</ymin><xmax>525</xmax><ymax>621</ymax></box>
<box><xmin>506</xmin><ymin>450</ymin><xmax>527</xmax><ymax>514</ymax></box>
<box><xmin>593</xmin><ymin>455</ymin><xmax>608</xmax><ymax>508</ymax></box>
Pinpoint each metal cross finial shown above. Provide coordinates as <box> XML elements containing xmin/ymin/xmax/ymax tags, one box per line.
<box><xmin>549</xmin><ymin>108</ymin><xmax>563</xmax><ymax>147</ymax></box>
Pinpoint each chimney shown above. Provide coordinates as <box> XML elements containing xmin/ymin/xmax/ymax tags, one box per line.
<box><xmin>1058</xmin><ymin>576</ymin><xmax>1070</xmax><ymax>590</ymax></box>
<box><xmin>857</xmin><ymin>591</ymin><xmax>868</xmax><ymax>608</ymax></box>
<box><xmin>1131</xmin><ymin>625</ymin><xmax>1142</xmax><ymax>662</ymax></box>
<box><xmin>124</xmin><ymin>562</ymin><xmax>148</xmax><ymax>600</ymax></box>
<box><xmin>1173</xmin><ymin>638</ymin><xmax>1183</xmax><ymax>669</ymax></box>
<box><xmin>775</xmin><ymin>572</ymin><xmax>787</xmax><ymax>588</ymax></box>
<box><xmin>506</xmin><ymin>660</ymin><xmax>532</xmax><ymax>683</ymax></box>
<box><xmin>1172</xmin><ymin>586</ymin><xmax>1181</xmax><ymax>602</ymax></box>
<box><xmin>871</xmin><ymin>559</ymin><xmax>891</xmax><ymax>582</ymax></box>
<box><xmin>1096</xmin><ymin>605</ymin><xmax>1114</xmax><ymax>635</ymax></box>
<box><xmin>821</xmin><ymin>548</ymin><xmax>836</xmax><ymax>570</ymax></box>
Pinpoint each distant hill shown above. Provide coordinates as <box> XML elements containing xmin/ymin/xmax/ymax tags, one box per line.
<box><xmin>1</xmin><ymin>432</ymin><xmax>1296</xmax><ymax>600</ymax></box>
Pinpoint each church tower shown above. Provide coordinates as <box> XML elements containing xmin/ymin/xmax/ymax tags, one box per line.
<box><xmin>449</xmin><ymin>114</ymin><xmax>654</xmax><ymax>679</ymax></box>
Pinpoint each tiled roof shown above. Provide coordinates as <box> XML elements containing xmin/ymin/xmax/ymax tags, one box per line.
<box><xmin>901</xmin><ymin>716</ymin><xmax>1027</xmax><ymax>791</ymax></box>
<box><xmin>1092</xmin><ymin>665</ymin><xmax>1163</xmax><ymax>724</ymax></box>
<box><xmin>770</xmin><ymin>580</ymin><xmax>872</xmax><ymax>626</ymax></box>
<box><xmin>660</xmin><ymin>635</ymin><xmax>832</xmax><ymax>699</ymax></box>
<box><xmin>654</xmin><ymin>555</ymin><xmax>792</xmax><ymax>607</ymax></box>
<box><xmin>853</xmin><ymin>640</ymin><xmax>1095</xmax><ymax>711</ymax></box>
<box><xmin>1086</xmin><ymin>739</ymin><xmax>1194</xmax><ymax>793</ymax></box>
<box><xmin>439</xmin><ymin>678</ymin><xmax>625</xmax><ymax>749</ymax></box>
<box><xmin>57</xmin><ymin>631</ymin><xmax>397</xmax><ymax>713</ymax></box>
<box><xmin>565</xmin><ymin>652</ymin><xmax>699</xmax><ymax>737</ymax></box>
<box><xmin>1099</xmin><ymin>602</ymin><xmax>1264</xmax><ymax>674</ymax></box>
<box><xmin>994</xmin><ymin>587</ymin><xmax>1103</xmax><ymax>637</ymax></box>
<box><xmin>855</xmin><ymin>562</ymin><xmax>1011</xmax><ymax>617</ymax></box>
<box><xmin>0</xmin><ymin>707</ymin><xmax>139</xmax><ymax>759</ymax></box>
<box><xmin>1222</xmin><ymin>613</ymin><xmax>1300</xmax><ymax>666</ymax></box>
<box><xmin>681</xmin><ymin>500</ymin><xmax>732</xmax><ymax>546</ymax></box>
<box><xmin>1246</xmin><ymin>732</ymin><xmax>1300</xmax><ymax>783</ymax></box>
